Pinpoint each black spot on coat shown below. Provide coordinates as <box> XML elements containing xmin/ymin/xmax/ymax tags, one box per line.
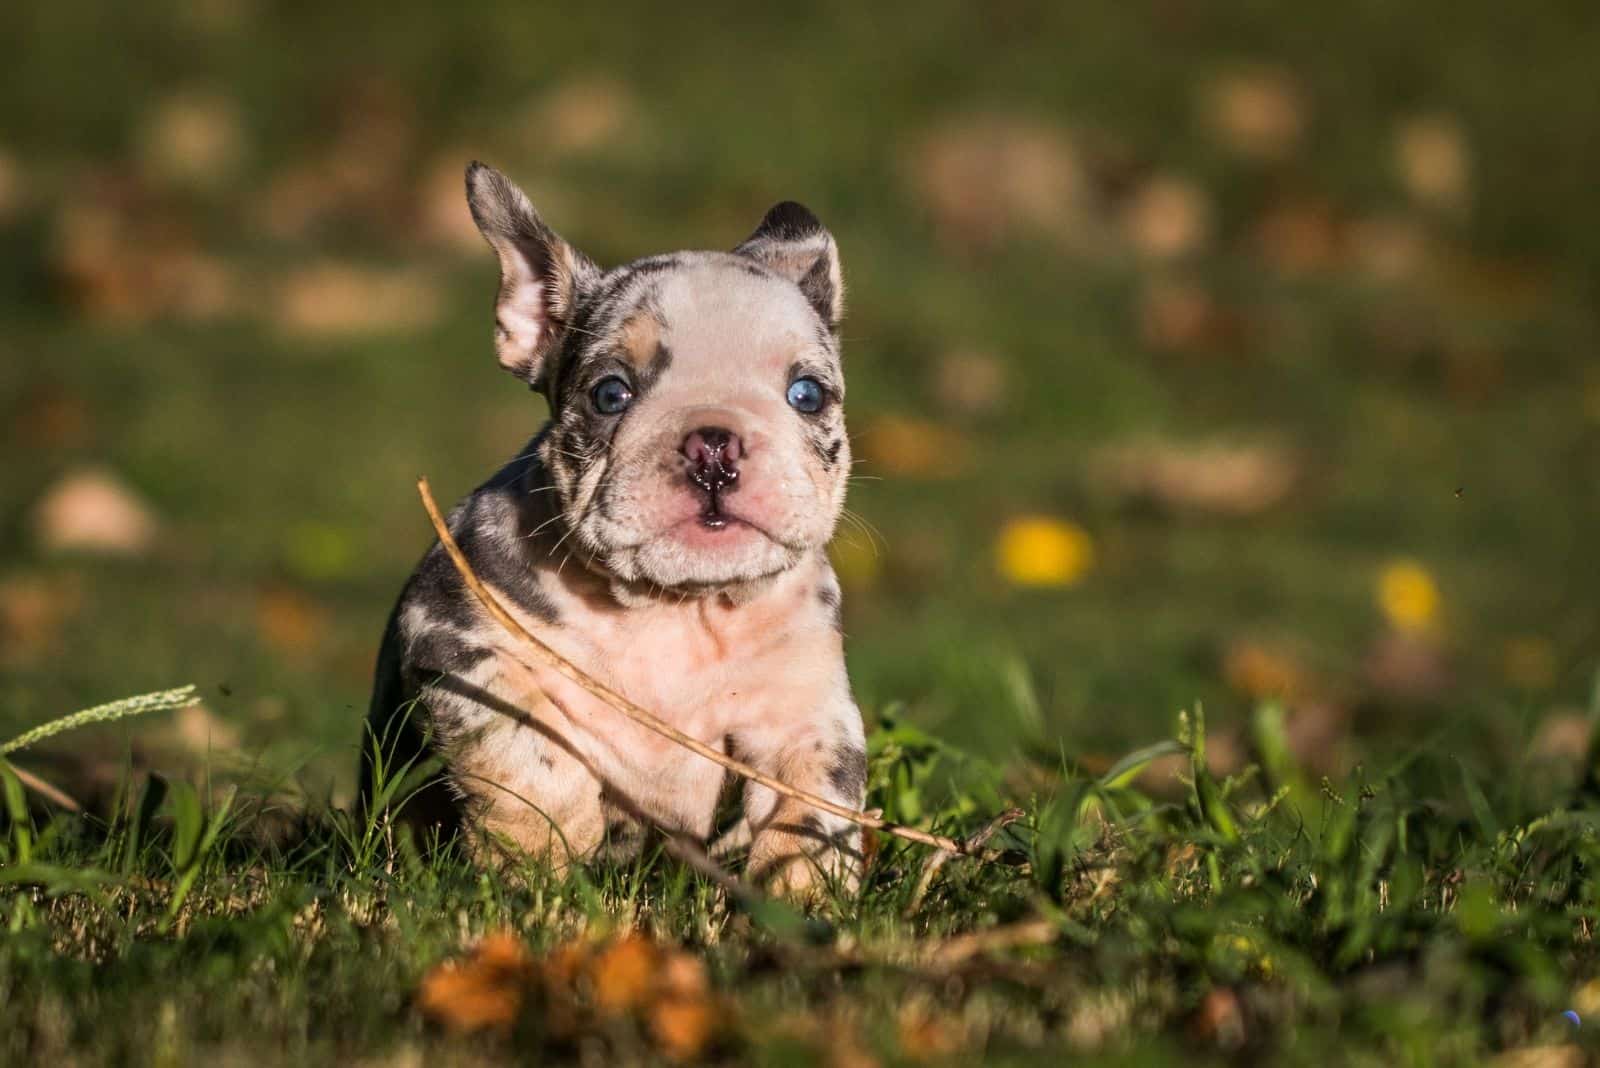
<box><xmin>827</xmin><ymin>742</ymin><xmax>867</xmax><ymax>803</ymax></box>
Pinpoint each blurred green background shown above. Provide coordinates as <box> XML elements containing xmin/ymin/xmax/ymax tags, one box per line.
<box><xmin>2</xmin><ymin>0</ymin><xmax>1597</xmax><ymax>796</ymax></box>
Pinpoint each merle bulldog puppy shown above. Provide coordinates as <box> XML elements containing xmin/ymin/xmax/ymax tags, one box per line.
<box><xmin>366</xmin><ymin>163</ymin><xmax>865</xmax><ymax>895</ymax></box>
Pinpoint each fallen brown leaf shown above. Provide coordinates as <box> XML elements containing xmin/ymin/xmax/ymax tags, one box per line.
<box><xmin>254</xmin><ymin>77</ymin><xmax>417</xmax><ymax>241</ymax></box>
<box><xmin>1137</xmin><ymin>279</ymin><xmax>1256</xmax><ymax>357</ymax></box>
<box><xmin>896</xmin><ymin>1000</ymin><xmax>962</xmax><ymax>1060</ymax></box>
<box><xmin>1090</xmin><ymin>438</ymin><xmax>1298</xmax><ymax>516</ymax></box>
<box><xmin>137</xmin><ymin>88</ymin><xmax>247</xmax><ymax>189</ymax></box>
<box><xmin>274</xmin><ymin>261</ymin><xmax>443</xmax><ymax>337</ymax></box>
<box><xmin>590</xmin><ymin>931</ymin><xmax>661</xmax><ymax>1015</ymax></box>
<box><xmin>933</xmin><ymin>349</ymin><xmax>1009</xmax><ymax>418</ymax></box>
<box><xmin>1363</xmin><ymin>632</ymin><xmax>1452</xmax><ymax>702</ymax></box>
<box><xmin>1121</xmin><ymin>175</ymin><xmax>1212</xmax><ymax>260</ymax></box>
<box><xmin>1394</xmin><ymin>115</ymin><xmax>1471</xmax><ymax>213</ymax></box>
<box><xmin>416</xmin><ymin>152</ymin><xmax>488</xmax><ymax>252</ymax></box>
<box><xmin>1529</xmin><ymin>711</ymin><xmax>1590</xmax><ymax>765</ymax></box>
<box><xmin>52</xmin><ymin>184</ymin><xmax>240</xmax><ymax>325</ymax></box>
<box><xmin>1490</xmin><ymin>1046</ymin><xmax>1583</xmax><ymax>1068</ymax></box>
<box><xmin>1348</xmin><ymin>214</ymin><xmax>1432</xmax><ymax>285</ymax></box>
<box><xmin>1253</xmin><ymin>196</ymin><xmax>1344</xmax><ymax>276</ymax></box>
<box><xmin>1222</xmin><ymin>639</ymin><xmax>1309</xmax><ymax>700</ymax></box>
<box><xmin>856</xmin><ymin>415</ymin><xmax>970</xmax><ymax>478</ymax></box>
<box><xmin>417</xmin><ymin>930</ymin><xmax>535</xmax><ymax>1034</ymax></box>
<box><xmin>649</xmin><ymin>994</ymin><xmax>718</xmax><ymax>1061</ymax></box>
<box><xmin>0</xmin><ymin>574</ymin><xmax>84</xmax><ymax>667</ymax></box>
<box><xmin>904</xmin><ymin>113</ymin><xmax>1097</xmax><ymax>253</ymax></box>
<box><xmin>1200</xmin><ymin>69</ymin><xmax>1305</xmax><ymax>161</ymax></box>
<box><xmin>521</xmin><ymin>76</ymin><xmax>637</xmax><ymax>157</ymax></box>
<box><xmin>171</xmin><ymin>703</ymin><xmax>242</xmax><ymax>754</ymax></box>
<box><xmin>1188</xmin><ymin>986</ymin><xmax>1247</xmax><ymax>1048</ymax></box>
<box><xmin>256</xmin><ymin>587</ymin><xmax>330</xmax><ymax>656</ymax></box>
<box><xmin>33</xmin><ymin>467</ymin><xmax>158</xmax><ymax>556</ymax></box>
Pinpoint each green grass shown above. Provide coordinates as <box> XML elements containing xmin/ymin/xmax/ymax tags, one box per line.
<box><xmin>3</xmin><ymin>0</ymin><xmax>1600</xmax><ymax>1061</ymax></box>
<box><xmin>5</xmin><ymin>695</ymin><xmax>1600</xmax><ymax>1063</ymax></box>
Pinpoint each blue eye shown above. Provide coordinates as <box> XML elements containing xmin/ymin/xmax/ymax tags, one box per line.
<box><xmin>786</xmin><ymin>376</ymin><xmax>826</xmax><ymax>413</ymax></box>
<box><xmin>591</xmin><ymin>376</ymin><xmax>634</xmax><ymax>414</ymax></box>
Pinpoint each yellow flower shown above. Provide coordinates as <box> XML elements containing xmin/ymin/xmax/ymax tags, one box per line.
<box><xmin>1377</xmin><ymin>559</ymin><xmax>1440</xmax><ymax>632</ymax></box>
<box><xmin>996</xmin><ymin>516</ymin><xmax>1094</xmax><ymax>588</ymax></box>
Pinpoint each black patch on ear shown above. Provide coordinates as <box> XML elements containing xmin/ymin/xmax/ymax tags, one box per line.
<box><xmin>753</xmin><ymin>201</ymin><xmax>825</xmax><ymax>242</ymax></box>
<box><xmin>827</xmin><ymin>743</ymin><xmax>867</xmax><ymax>802</ymax></box>
<box><xmin>797</xmin><ymin>254</ymin><xmax>835</xmax><ymax>326</ymax></box>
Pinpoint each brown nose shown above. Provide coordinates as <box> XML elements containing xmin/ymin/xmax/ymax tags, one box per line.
<box><xmin>682</xmin><ymin>426</ymin><xmax>741</xmax><ymax>493</ymax></box>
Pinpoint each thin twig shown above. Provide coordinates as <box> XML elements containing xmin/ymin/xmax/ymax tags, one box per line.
<box><xmin>417</xmin><ymin>477</ymin><xmax>1006</xmax><ymax>861</ymax></box>
<box><xmin>925</xmin><ymin>918</ymin><xmax>1060</xmax><ymax>967</ymax></box>
<box><xmin>7</xmin><ymin>762</ymin><xmax>84</xmax><ymax>812</ymax></box>
<box><xmin>905</xmin><ymin>807</ymin><xmax>1025</xmax><ymax>915</ymax></box>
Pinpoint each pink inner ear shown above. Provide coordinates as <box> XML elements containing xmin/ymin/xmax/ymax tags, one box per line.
<box><xmin>494</xmin><ymin>251</ymin><xmax>552</xmax><ymax>373</ymax></box>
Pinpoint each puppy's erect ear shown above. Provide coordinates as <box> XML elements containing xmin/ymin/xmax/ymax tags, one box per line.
<box><xmin>734</xmin><ymin>202</ymin><xmax>844</xmax><ymax>329</ymax></box>
<box><xmin>465</xmin><ymin>161</ymin><xmax>599</xmax><ymax>387</ymax></box>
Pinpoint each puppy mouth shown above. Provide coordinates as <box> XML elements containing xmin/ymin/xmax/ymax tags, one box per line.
<box><xmin>696</xmin><ymin>489</ymin><xmax>741</xmax><ymax>531</ymax></box>
<box><xmin>685</xmin><ymin>491</ymin><xmax>769</xmax><ymax>539</ymax></box>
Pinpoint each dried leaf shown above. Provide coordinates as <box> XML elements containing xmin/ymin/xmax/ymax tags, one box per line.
<box><xmin>1394</xmin><ymin>115</ymin><xmax>1471</xmax><ymax>213</ymax></box>
<box><xmin>590</xmin><ymin>932</ymin><xmax>661</xmax><ymax>1015</ymax></box>
<box><xmin>1253</xmin><ymin>196</ymin><xmax>1343</xmax><ymax>275</ymax></box>
<box><xmin>522</xmin><ymin>77</ymin><xmax>637</xmax><ymax>157</ymax></box>
<box><xmin>1529</xmin><ymin>712</ymin><xmax>1589</xmax><ymax>765</ymax></box>
<box><xmin>256</xmin><ymin>588</ymin><xmax>329</xmax><ymax>656</ymax></box>
<box><xmin>857</xmin><ymin>415</ymin><xmax>970</xmax><ymax>478</ymax></box>
<box><xmin>1121</xmin><ymin>175</ymin><xmax>1212</xmax><ymax>260</ymax></box>
<box><xmin>648</xmin><ymin>994</ymin><xmax>718</xmax><ymax>1061</ymax></box>
<box><xmin>1200</xmin><ymin>69</ymin><xmax>1305</xmax><ymax>161</ymax></box>
<box><xmin>137</xmin><ymin>89</ymin><xmax>247</xmax><ymax>189</ymax></box>
<box><xmin>33</xmin><ymin>468</ymin><xmax>158</xmax><ymax>556</ymax></box>
<box><xmin>1349</xmin><ymin>214</ymin><xmax>1431</xmax><ymax>285</ymax></box>
<box><xmin>416</xmin><ymin>152</ymin><xmax>488</xmax><ymax>252</ymax></box>
<box><xmin>1222</xmin><ymin>639</ymin><xmax>1309</xmax><ymax>700</ymax></box>
<box><xmin>417</xmin><ymin>930</ymin><xmax>534</xmax><ymax>1034</ymax></box>
<box><xmin>1091</xmin><ymin>438</ymin><xmax>1298</xmax><ymax>515</ymax></box>
<box><xmin>274</xmin><ymin>262</ymin><xmax>443</xmax><ymax>337</ymax></box>
<box><xmin>1188</xmin><ymin>986</ymin><xmax>1246</xmax><ymax>1048</ymax></box>
<box><xmin>904</xmin><ymin>113</ymin><xmax>1097</xmax><ymax>253</ymax></box>
<box><xmin>933</xmin><ymin>349</ymin><xmax>1008</xmax><ymax>418</ymax></box>
<box><xmin>1363</xmin><ymin>632</ymin><xmax>1452</xmax><ymax>702</ymax></box>
<box><xmin>896</xmin><ymin>1001</ymin><xmax>961</xmax><ymax>1060</ymax></box>
<box><xmin>0</xmin><ymin>575</ymin><xmax>84</xmax><ymax>667</ymax></box>
<box><xmin>171</xmin><ymin>703</ymin><xmax>241</xmax><ymax>754</ymax></box>
<box><xmin>1490</xmin><ymin>1046</ymin><xmax>1583</xmax><ymax>1068</ymax></box>
<box><xmin>1137</xmin><ymin>279</ymin><xmax>1256</xmax><ymax>357</ymax></box>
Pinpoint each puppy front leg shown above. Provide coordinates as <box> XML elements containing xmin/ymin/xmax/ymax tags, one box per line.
<box><xmin>735</xmin><ymin>704</ymin><xmax>867</xmax><ymax>900</ymax></box>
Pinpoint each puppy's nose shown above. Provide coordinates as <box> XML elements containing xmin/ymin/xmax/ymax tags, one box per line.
<box><xmin>682</xmin><ymin>426</ymin><xmax>742</xmax><ymax>493</ymax></box>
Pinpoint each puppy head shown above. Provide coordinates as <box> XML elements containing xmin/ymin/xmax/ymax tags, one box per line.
<box><xmin>466</xmin><ymin>162</ymin><xmax>850</xmax><ymax>592</ymax></box>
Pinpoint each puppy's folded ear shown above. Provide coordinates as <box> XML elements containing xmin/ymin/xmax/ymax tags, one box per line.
<box><xmin>466</xmin><ymin>162</ymin><xmax>599</xmax><ymax>388</ymax></box>
<box><xmin>734</xmin><ymin>202</ymin><xmax>844</xmax><ymax>329</ymax></box>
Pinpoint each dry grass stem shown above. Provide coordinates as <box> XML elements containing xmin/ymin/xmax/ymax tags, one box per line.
<box><xmin>417</xmin><ymin>477</ymin><xmax>1011</xmax><ymax>861</ymax></box>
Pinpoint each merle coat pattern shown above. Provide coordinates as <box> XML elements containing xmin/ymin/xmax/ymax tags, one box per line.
<box><xmin>366</xmin><ymin>163</ymin><xmax>865</xmax><ymax>895</ymax></box>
